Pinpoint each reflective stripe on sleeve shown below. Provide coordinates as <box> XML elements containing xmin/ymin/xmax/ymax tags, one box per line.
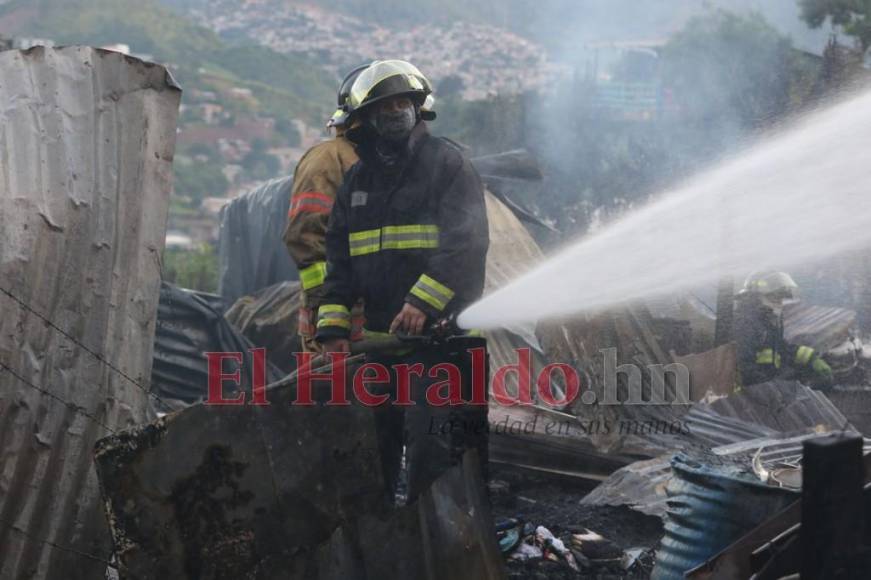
<box><xmin>300</xmin><ymin>261</ymin><xmax>328</xmax><ymax>290</ymax></box>
<box><xmin>795</xmin><ymin>346</ymin><xmax>815</xmax><ymax>366</ymax></box>
<box><xmin>317</xmin><ymin>304</ymin><xmax>351</xmax><ymax>329</ymax></box>
<box><xmin>409</xmin><ymin>274</ymin><xmax>455</xmax><ymax>311</ymax></box>
<box><xmin>289</xmin><ymin>191</ymin><xmax>333</xmax><ymax>218</ymax></box>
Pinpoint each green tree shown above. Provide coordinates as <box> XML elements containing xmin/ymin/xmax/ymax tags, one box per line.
<box><xmin>275</xmin><ymin>119</ymin><xmax>302</xmax><ymax>147</ymax></box>
<box><xmin>242</xmin><ymin>139</ymin><xmax>281</xmax><ymax>180</ymax></box>
<box><xmin>185</xmin><ymin>143</ymin><xmax>220</xmax><ymax>162</ymax></box>
<box><xmin>661</xmin><ymin>10</ymin><xmax>796</xmax><ymax>130</ymax></box>
<box><xmin>162</xmin><ymin>245</ymin><xmax>219</xmax><ymax>292</ymax></box>
<box><xmin>437</xmin><ymin>75</ymin><xmax>465</xmax><ymax>99</ymax></box>
<box><xmin>800</xmin><ymin>0</ymin><xmax>871</xmax><ymax>52</ymax></box>
<box><xmin>174</xmin><ymin>161</ymin><xmax>229</xmax><ymax>203</ymax></box>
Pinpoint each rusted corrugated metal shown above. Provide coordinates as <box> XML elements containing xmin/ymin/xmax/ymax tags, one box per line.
<box><xmin>0</xmin><ymin>46</ymin><xmax>180</xmax><ymax>579</ymax></box>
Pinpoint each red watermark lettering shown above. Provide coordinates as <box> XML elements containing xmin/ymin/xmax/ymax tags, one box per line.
<box><xmin>425</xmin><ymin>362</ymin><xmax>464</xmax><ymax>406</ymax></box>
<box><xmin>293</xmin><ymin>351</ymin><xmax>350</xmax><ymax>406</ymax></box>
<box><xmin>205</xmin><ymin>351</ymin><xmax>245</xmax><ymax>405</ymax></box>
<box><xmin>537</xmin><ymin>363</ymin><xmax>580</xmax><ymax>407</ymax></box>
<box><xmin>203</xmin><ymin>346</ymin><xmax>690</xmax><ymax>409</ymax></box>
<box><xmin>393</xmin><ymin>362</ymin><xmax>424</xmax><ymax>406</ymax></box>
<box><xmin>353</xmin><ymin>362</ymin><xmax>391</xmax><ymax>406</ymax></box>
<box><xmin>250</xmin><ymin>347</ymin><xmax>270</xmax><ymax>406</ymax></box>
<box><xmin>468</xmin><ymin>346</ymin><xmax>488</xmax><ymax>406</ymax></box>
<box><xmin>491</xmin><ymin>347</ymin><xmax>533</xmax><ymax>406</ymax></box>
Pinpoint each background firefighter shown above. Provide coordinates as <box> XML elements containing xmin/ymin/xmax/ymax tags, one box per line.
<box><xmin>734</xmin><ymin>270</ymin><xmax>834</xmax><ymax>389</ymax></box>
<box><xmin>283</xmin><ymin>64</ymin><xmax>368</xmax><ymax>352</ymax></box>
<box><xmin>316</xmin><ymin>60</ymin><xmax>490</xmax><ymax>502</ymax></box>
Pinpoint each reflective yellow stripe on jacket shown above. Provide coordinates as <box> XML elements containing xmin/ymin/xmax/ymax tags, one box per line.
<box><xmin>410</xmin><ymin>274</ymin><xmax>455</xmax><ymax>311</ymax></box>
<box><xmin>382</xmin><ymin>224</ymin><xmax>439</xmax><ymax>250</ymax></box>
<box><xmin>349</xmin><ymin>229</ymin><xmax>381</xmax><ymax>257</ymax></box>
<box><xmin>300</xmin><ymin>261</ymin><xmax>327</xmax><ymax>290</ymax></box>
<box><xmin>348</xmin><ymin>225</ymin><xmax>439</xmax><ymax>256</ymax></box>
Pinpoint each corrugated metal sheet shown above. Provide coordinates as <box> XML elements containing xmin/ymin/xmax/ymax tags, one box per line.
<box><xmin>580</xmin><ymin>456</ymin><xmax>674</xmax><ymax>516</ymax></box>
<box><xmin>581</xmin><ymin>381</ymin><xmax>852</xmax><ymax>518</ymax></box>
<box><xmin>783</xmin><ymin>302</ymin><xmax>856</xmax><ymax>352</ymax></box>
<box><xmin>680</xmin><ymin>405</ymin><xmax>778</xmax><ymax>447</ymax></box>
<box><xmin>703</xmin><ymin>379</ymin><xmax>852</xmax><ymax>433</ymax></box>
<box><xmin>580</xmin><ymin>407</ymin><xmax>776</xmax><ymax>517</ymax></box>
<box><xmin>0</xmin><ymin>47</ymin><xmax>180</xmax><ymax>579</ymax></box>
<box><xmin>827</xmin><ymin>387</ymin><xmax>871</xmax><ymax>436</ymax></box>
<box><xmin>488</xmin><ymin>403</ymin><xmax>642</xmax><ymax>481</ymax></box>
<box><xmin>152</xmin><ymin>283</ymin><xmax>283</xmax><ymax>410</ymax></box>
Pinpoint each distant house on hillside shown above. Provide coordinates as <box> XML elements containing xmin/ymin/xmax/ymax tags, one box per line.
<box><xmin>228</xmin><ymin>87</ymin><xmax>256</xmax><ymax>104</ymax></box>
<box><xmin>578</xmin><ymin>40</ymin><xmax>670</xmax><ymax>122</ymax></box>
<box><xmin>178</xmin><ymin>117</ymin><xmax>275</xmax><ymax>148</ymax></box>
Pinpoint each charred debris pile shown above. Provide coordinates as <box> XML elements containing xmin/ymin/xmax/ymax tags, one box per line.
<box><xmin>3</xmin><ymin>46</ymin><xmax>871</xmax><ymax>580</ymax></box>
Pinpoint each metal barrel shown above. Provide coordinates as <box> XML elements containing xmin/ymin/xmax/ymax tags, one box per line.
<box><xmin>651</xmin><ymin>453</ymin><xmax>798</xmax><ymax>579</ymax></box>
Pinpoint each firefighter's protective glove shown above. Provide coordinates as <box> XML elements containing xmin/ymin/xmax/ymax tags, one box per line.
<box><xmin>812</xmin><ymin>356</ymin><xmax>833</xmax><ymax>378</ymax></box>
<box><xmin>810</xmin><ymin>356</ymin><xmax>834</xmax><ymax>390</ymax></box>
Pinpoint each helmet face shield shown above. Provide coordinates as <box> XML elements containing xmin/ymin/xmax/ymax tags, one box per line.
<box><xmin>327</xmin><ymin>62</ymin><xmax>371</xmax><ymax>128</ymax></box>
<box><xmin>348</xmin><ymin>60</ymin><xmax>433</xmax><ymax>114</ymax></box>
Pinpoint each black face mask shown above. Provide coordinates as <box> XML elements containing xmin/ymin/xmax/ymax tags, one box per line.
<box><xmin>369</xmin><ymin>106</ymin><xmax>417</xmax><ymax>142</ymax></box>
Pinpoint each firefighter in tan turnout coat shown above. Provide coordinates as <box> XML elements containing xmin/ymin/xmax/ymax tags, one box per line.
<box><xmin>283</xmin><ymin>64</ymin><xmax>368</xmax><ymax>351</ymax></box>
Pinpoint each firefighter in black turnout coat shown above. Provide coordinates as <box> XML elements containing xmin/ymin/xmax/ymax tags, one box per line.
<box><xmin>735</xmin><ymin>271</ymin><xmax>834</xmax><ymax>389</ymax></box>
<box><xmin>315</xmin><ymin>60</ymin><xmax>490</xmax><ymax>501</ymax></box>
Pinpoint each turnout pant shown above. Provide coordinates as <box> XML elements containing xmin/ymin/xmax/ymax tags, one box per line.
<box><xmin>369</xmin><ymin>336</ymin><xmax>489</xmax><ymax>503</ymax></box>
